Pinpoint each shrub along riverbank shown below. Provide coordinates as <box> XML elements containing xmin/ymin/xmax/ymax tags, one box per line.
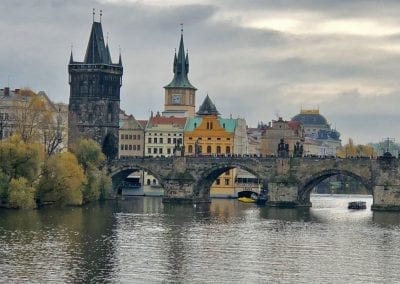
<box><xmin>0</xmin><ymin>136</ymin><xmax>112</xmax><ymax>209</ymax></box>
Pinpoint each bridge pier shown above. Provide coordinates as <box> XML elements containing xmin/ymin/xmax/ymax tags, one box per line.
<box><xmin>268</xmin><ymin>182</ymin><xmax>310</xmax><ymax>208</ymax></box>
<box><xmin>162</xmin><ymin>177</ymin><xmax>210</xmax><ymax>204</ymax></box>
<box><xmin>372</xmin><ymin>185</ymin><xmax>400</xmax><ymax>211</ymax></box>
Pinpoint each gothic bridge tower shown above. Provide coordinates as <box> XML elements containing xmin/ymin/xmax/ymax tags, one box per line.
<box><xmin>163</xmin><ymin>27</ymin><xmax>197</xmax><ymax>117</ymax></box>
<box><xmin>68</xmin><ymin>14</ymin><xmax>123</xmax><ymax>159</ymax></box>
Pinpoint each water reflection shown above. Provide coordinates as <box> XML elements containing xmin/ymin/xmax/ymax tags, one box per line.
<box><xmin>259</xmin><ymin>207</ymin><xmax>314</xmax><ymax>222</ymax></box>
<box><xmin>372</xmin><ymin>211</ymin><xmax>400</xmax><ymax>228</ymax></box>
<box><xmin>2</xmin><ymin>195</ymin><xmax>400</xmax><ymax>283</ymax></box>
<box><xmin>0</xmin><ymin>204</ymin><xmax>118</xmax><ymax>283</ymax></box>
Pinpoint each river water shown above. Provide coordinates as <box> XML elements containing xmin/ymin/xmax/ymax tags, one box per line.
<box><xmin>0</xmin><ymin>194</ymin><xmax>400</xmax><ymax>283</ymax></box>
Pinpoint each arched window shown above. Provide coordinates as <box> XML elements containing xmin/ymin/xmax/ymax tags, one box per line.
<box><xmin>188</xmin><ymin>145</ymin><xmax>193</xmax><ymax>153</ymax></box>
<box><xmin>147</xmin><ymin>179</ymin><xmax>151</xmax><ymax>185</ymax></box>
<box><xmin>152</xmin><ymin>179</ymin><xmax>157</xmax><ymax>185</ymax></box>
<box><xmin>226</xmin><ymin>146</ymin><xmax>231</xmax><ymax>154</ymax></box>
<box><xmin>207</xmin><ymin>146</ymin><xmax>212</xmax><ymax>154</ymax></box>
<box><xmin>216</xmin><ymin>146</ymin><xmax>221</xmax><ymax>154</ymax></box>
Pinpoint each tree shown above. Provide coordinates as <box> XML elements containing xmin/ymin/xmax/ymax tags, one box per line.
<box><xmin>0</xmin><ymin>135</ymin><xmax>43</xmax><ymax>182</ymax></box>
<box><xmin>13</xmin><ymin>89</ymin><xmax>65</xmax><ymax>156</ymax></box>
<box><xmin>8</xmin><ymin>177</ymin><xmax>36</xmax><ymax>209</ymax></box>
<box><xmin>337</xmin><ymin>138</ymin><xmax>376</xmax><ymax>158</ymax></box>
<box><xmin>37</xmin><ymin>152</ymin><xmax>85</xmax><ymax>206</ymax></box>
<box><xmin>70</xmin><ymin>138</ymin><xmax>112</xmax><ymax>203</ymax></box>
<box><xmin>71</xmin><ymin>139</ymin><xmax>106</xmax><ymax>173</ymax></box>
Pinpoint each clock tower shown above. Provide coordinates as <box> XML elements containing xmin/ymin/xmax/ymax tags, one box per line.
<box><xmin>163</xmin><ymin>28</ymin><xmax>197</xmax><ymax>117</ymax></box>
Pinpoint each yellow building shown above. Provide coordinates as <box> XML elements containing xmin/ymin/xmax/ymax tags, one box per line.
<box><xmin>184</xmin><ymin>95</ymin><xmax>237</xmax><ymax>197</ymax></box>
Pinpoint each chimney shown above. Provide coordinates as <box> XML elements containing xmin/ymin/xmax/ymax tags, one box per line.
<box><xmin>4</xmin><ymin>87</ymin><xmax>10</xmax><ymax>96</ymax></box>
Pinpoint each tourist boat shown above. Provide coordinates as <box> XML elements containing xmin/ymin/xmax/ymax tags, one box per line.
<box><xmin>348</xmin><ymin>201</ymin><xmax>367</xmax><ymax>209</ymax></box>
<box><xmin>238</xmin><ymin>197</ymin><xmax>256</xmax><ymax>203</ymax></box>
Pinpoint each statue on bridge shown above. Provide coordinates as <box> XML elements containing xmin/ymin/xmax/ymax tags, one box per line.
<box><xmin>293</xmin><ymin>141</ymin><xmax>304</xmax><ymax>157</ymax></box>
<box><xmin>194</xmin><ymin>139</ymin><xmax>202</xmax><ymax>157</ymax></box>
<box><xmin>174</xmin><ymin>138</ymin><xmax>184</xmax><ymax>157</ymax></box>
<box><xmin>277</xmin><ymin>138</ymin><xmax>289</xmax><ymax>158</ymax></box>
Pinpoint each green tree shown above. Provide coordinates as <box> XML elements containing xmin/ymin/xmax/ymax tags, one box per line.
<box><xmin>71</xmin><ymin>139</ymin><xmax>105</xmax><ymax>173</ymax></box>
<box><xmin>8</xmin><ymin>177</ymin><xmax>36</xmax><ymax>209</ymax></box>
<box><xmin>0</xmin><ymin>135</ymin><xmax>43</xmax><ymax>182</ymax></box>
<box><xmin>70</xmin><ymin>139</ymin><xmax>112</xmax><ymax>203</ymax></box>
<box><xmin>37</xmin><ymin>152</ymin><xmax>85</xmax><ymax>206</ymax></box>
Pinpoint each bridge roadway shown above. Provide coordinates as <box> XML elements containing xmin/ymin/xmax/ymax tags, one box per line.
<box><xmin>109</xmin><ymin>155</ymin><xmax>400</xmax><ymax>211</ymax></box>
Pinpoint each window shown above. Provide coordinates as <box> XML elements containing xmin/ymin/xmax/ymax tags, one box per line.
<box><xmin>121</xmin><ymin>134</ymin><xmax>124</xmax><ymax>139</ymax></box>
<box><xmin>216</xmin><ymin>146</ymin><xmax>221</xmax><ymax>154</ymax></box>
<box><xmin>168</xmin><ymin>138</ymin><xmax>171</xmax><ymax>144</ymax></box>
<box><xmin>189</xmin><ymin>137</ymin><xmax>192</xmax><ymax>140</ymax></box>
<box><xmin>137</xmin><ymin>145</ymin><xmax>140</xmax><ymax>150</ymax></box>
<box><xmin>120</xmin><ymin>144</ymin><xmax>124</xmax><ymax>150</ymax></box>
<box><xmin>124</xmin><ymin>145</ymin><xmax>128</xmax><ymax>150</ymax></box>
<box><xmin>148</xmin><ymin>148</ymin><xmax>151</xmax><ymax>154</ymax></box>
<box><xmin>207</xmin><ymin>146</ymin><xmax>212</xmax><ymax>154</ymax></box>
<box><xmin>160</xmin><ymin>138</ymin><xmax>163</xmax><ymax>144</ymax></box>
<box><xmin>129</xmin><ymin>145</ymin><xmax>132</xmax><ymax>150</ymax></box>
<box><xmin>147</xmin><ymin>179</ymin><xmax>151</xmax><ymax>185</ymax></box>
<box><xmin>133</xmin><ymin>145</ymin><xmax>136</xmax><ymax>150</ymax></box>
<box><xmin>125</xmin><ymin>134</ymin><xmax>128</xmax><ymax>139</ymax></box>
<box><xmin>129</xmin><ymin>135</ymin><xmax>132</xmax><ymax>139</ymax></box>
<box><xmin>223</xmin><ymin>123</ymin><xmax>225</xmax><ymax>128</ymax></box>
<box><xmin>173</xmin><ymin>138</ymin><xmax>176</xmax><ymax>144</ymax></box>
<box><xmin>153</xmin><ymin>148</ymin><xmax>157</xmax><ymax>154</ymax></box>
<box><xmin>226</xmin><ymin>146</ymin><xmax>231</xmax><ymax>154</ymax></box>
<box><xmin>133</xmin><ymin>135</ymin><xmax>136</xmax><ymax>140</ymax></box>
<box><xmin>159</xmin><ymin>148</ymin><xmax>163</xmax><ymax>154</ymax></box>
<box><xmin>148</xmin><ymin>137</ymin><xmax>152</xmax><ymax>143</ymax></box>
<box><xmin>153</xmin><ymin>179</ymin><xmax>157</xmax><ymax>185</ymax></box>
<box><xmin>210</xmin><ymin>122</ymin><xmax>213</xmax><ymax>129</ymax></box>
<box><xmin>167</xmin><ymin>148</ymin><xmax>171</xmax><ymax>154</ymax></box>
<box><xmin>154</xmin><ymin>138</ymin><xmax>158</xmax><ymax>144</ymax></box>
<box><xmin>188</xmin><ymin>145</ymin><xmax>193</xmax><ymax>153</ymax></box>
<box><xmin>208</xmin><ymin>138</ymin><xmax>211</xmax><ymax>140</ymax></box>
<box><xmin>225</xmin><ymin>170</ymin><xmax>230</xmax><ymax>175</ymax></box>
<box><xmin>225</xmin><ymin>179</ymin><xmax>230</xmax><ymax>185</ymax></box>
<box><xmin>216</xmin><ymin>179</ymin><xmax>220</xmax><ymax>185</ymax></box>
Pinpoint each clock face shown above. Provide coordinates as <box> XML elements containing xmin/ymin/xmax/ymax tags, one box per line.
<box><xmin>172</xmin><ymin>94</ymin><xmax>181</xmax><ymax>104</ymax></box>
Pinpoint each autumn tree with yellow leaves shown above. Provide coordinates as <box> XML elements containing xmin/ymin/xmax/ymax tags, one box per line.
<box><xmin>337</xmin><ymin>138</ymin><xmax>376</xmax><ymax>158</ymax></box>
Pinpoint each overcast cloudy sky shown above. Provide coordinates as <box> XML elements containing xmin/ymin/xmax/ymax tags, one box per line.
<box><xmin>1</xmin><ymin>0</ymin><xmax>400</xmax><ymax>143</ymax></box>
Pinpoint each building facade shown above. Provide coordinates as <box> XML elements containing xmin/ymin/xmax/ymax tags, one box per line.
<box><xmin>118</xmin><ymin>111</ymin><xmax>146</xmax><ymax>158</ymax></box>
<box><xmin>260</xmin><ymin>117</ymin><xmax>304</xmax><ymax>156</ymax></box>
<box><xmin>184</xmin><ymin>95</ymin><xmax>238</xmax><ymax>197</ymax></box>
<box><xmin>291</xmin><ymin>109</ymin><xmax>341</xmax><ymax>156</ymax></box>
<box><xmin>68</xmin><ymin>19</ymin><xmax>123</xmax><ymax>159</ymax></box>
<box><xmin>144</xmin><ymin>113</ymin><xmax>187</xmax><ymax>157</ymax></box>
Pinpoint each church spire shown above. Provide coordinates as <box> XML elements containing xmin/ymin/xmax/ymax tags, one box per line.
<box><xmin>69</xmin><ymin>45</ymin><xmax>74</xmax><ymax>64</ymax></box>
<box><xmin>164</xmin><ymin>26</ymin><xmax>196</xmax><ymax>90</ymax></box>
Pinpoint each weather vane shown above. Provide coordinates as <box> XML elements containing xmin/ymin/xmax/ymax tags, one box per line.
<box><xmin>92</xmin><ymin>8</ymin><xmax>95</xmax><ymax>22</ymax></box>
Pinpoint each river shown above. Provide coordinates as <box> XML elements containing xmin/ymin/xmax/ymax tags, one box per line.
<box><xmin>0</xmin><ymin>194</ymin><xmax>400</xmax><ymax>283</ymax></box>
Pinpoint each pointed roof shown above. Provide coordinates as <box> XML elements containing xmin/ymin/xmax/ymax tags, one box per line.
<box><xmin>84</xmin><ymin>21</ymin><xmax>109</xmax><ymax>64</ymax></box>
<box><xmin>164</xmin><ymin>30</ymin><xmax>196</xmax><ymax>90</ymax></box>
<box><xmin>105</xmin><ymin>44</ymin><xmax>112</xmax><ymax>64</ymax></box>
<box><xmin>197</xmin><ymin>95</ymin><xmax>220</xmax><ymax>116</ymax></box>
<box><xmin>69</xmin><ymin>50</ymin><xmax>74</xmax><ymax>64</ymax></box>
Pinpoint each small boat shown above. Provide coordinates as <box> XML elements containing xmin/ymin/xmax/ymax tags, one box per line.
<box><xmin>238</xmin><ymin>197</ymin><xmax>256</xmax><ymax>203</ymax></box>
<box><xmin>348</xmin><ymin>201</ymin><xmax>366</xmax><ymax>209</ymax></box>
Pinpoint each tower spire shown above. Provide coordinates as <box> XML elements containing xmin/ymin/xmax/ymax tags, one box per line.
<box><xmin>164</xmin><ymin>26</ymin><xmax>196</xmax><ymax>90</ymax></box>
<box><xmin>69</xmin><ymin>44</ymin><xmax>74</xmax><ymax>63</ymax></box>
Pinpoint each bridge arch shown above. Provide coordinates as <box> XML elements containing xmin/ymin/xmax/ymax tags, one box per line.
<box><xmin>298</xmin><ymin>169</ymin><xmax>373</xmax><ymax>204</ymax></box>
<box><xmin>194</xmin><ymin>162</ymin><xmax>268</xmax><ymax>198</ymax></box>
<box><xmin>110</xmin><ymin>164</ymin><xmax>165</xmax><ymax>193</ymax></box>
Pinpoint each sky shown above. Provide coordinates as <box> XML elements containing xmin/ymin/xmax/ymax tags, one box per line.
<box><xmin>1</xmin><ymin>0</ymin><xmax>400</xmax><ymax>144</ymax></box>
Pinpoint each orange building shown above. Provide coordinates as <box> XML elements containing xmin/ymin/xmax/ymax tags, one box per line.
<box><xmin>184</xmin><ymin>95</ymin><xmax>237</xmax><ymax>197</ymax></box>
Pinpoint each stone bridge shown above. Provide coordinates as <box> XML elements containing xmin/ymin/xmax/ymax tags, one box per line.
<box><xmin>109</xmin><ymin>156</ymin><xmax>400</xmax><ymax>211</ymax></box>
